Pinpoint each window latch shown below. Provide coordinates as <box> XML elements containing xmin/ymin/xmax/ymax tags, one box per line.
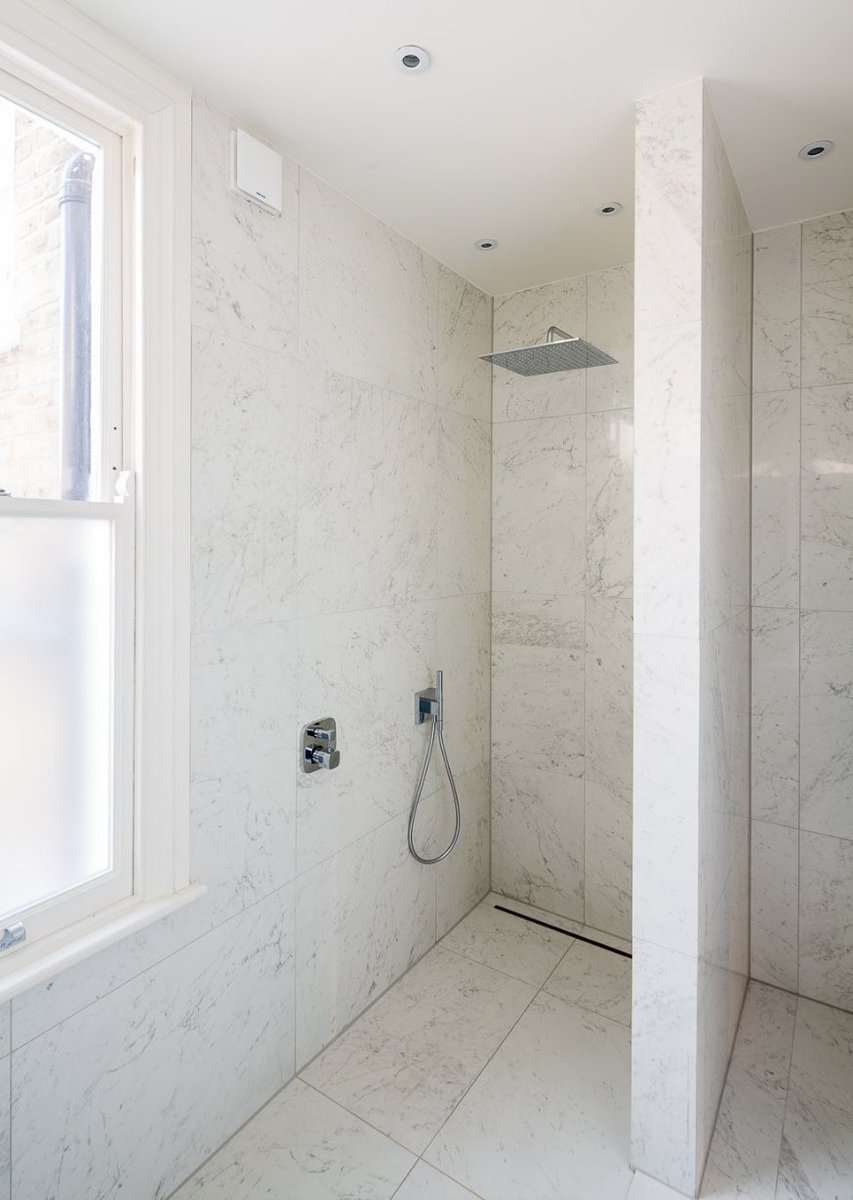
<box><xmin>0</xmin><ymin>922</ymin><xmax>26</xmax><ymax>952</ymax></box>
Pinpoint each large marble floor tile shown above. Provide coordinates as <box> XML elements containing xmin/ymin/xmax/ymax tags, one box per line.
<box><xmin>776</xmin><ymin>1089</ymin><xmax>853</xmax><ymax>1200</ymax></box>
<box><xmin>729</xmin><ymin>982</ymin><xmax>797</xmax><ymax>1098</ymax></box>
<box><xmin>789</xmin><ymin>998</ymin><xmax>853</xmax><ymax>1116</ymax></box>
<box><xmin>301</xmin><ymin>945</ymin><xmax>535</xmax><ymax>1155</ymax></box>
<box><xmin>172</xmin><ymin>1078</ymin><xmax>414</xmax><ymax>1200</ymax></box>
<box><xmin>490</xmin><ymin>892</ymin><xmax>633</xmax><ymax>956</ymax></box>
<box><xmin>425</xmin><ymin>991</ymin><xmax>632</xmax><ymax>1200</ymax></box>
<box><xmin>543</xmin><ymin>940</ymin><xmax>632</xmax><ymax>1026</ymax></box>
<box><xmin>439</xmin><ymin>894</ymin><xmax>572</xmax><ymax>986</ymax></box>
<box><xmin>699</xmin><ymin>1063</ymin><xmax>786</xmax><ymax>1200</ymax></box>
<box><xmin>393</xmin><ymin>1162</ymin><xmax>483</xmax><ymax>1200</ymax></box>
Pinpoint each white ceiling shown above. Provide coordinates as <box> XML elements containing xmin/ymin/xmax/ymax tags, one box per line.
<box><xmin>68</xmin><ymin>0</ymin><xmax>853</xmax><ymax>294</ymax></box>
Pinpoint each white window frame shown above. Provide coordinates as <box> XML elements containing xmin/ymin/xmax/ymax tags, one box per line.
<box><xmin>0</xmin><ymin>0</ymin><xmax>202</xmax><ymax>1002</ymax></box>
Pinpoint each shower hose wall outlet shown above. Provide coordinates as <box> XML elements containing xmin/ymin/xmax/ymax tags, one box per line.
<box><xmin>408</xmin><ymin>669</ymin><xmax>461</xmax><ymax>864</ymax></box>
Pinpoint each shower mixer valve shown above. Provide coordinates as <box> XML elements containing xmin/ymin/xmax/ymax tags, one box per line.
<box><xmin>300</xmin><ymin>717</ymin><xmax>340</xmax><ymax>773</ymax></box>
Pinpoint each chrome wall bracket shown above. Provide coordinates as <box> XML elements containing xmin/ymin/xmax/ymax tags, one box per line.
<box><xmin>414</xmin><ymin>687</ymin><xmax>437</xmax><ymax>725</ymax></box>
<box><xmin>300</xmin><ymin>717</ymin><xmax>340</xmax><ymax>773</ymax></box>
<box><xmin>0</xmin><ymin>922</ymin><xmax>26</xmax><ymax>952</ymax></box>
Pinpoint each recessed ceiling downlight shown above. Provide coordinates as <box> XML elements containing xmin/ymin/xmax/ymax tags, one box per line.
<box><xmin>596</xmin><ymin>202</ymin><xmax>623</xmax><ymax>216</ymax></box>
<box><xmin>475</xmin><ymin>238</ymin><xmax>498</xmax><ymax>250</ymax></box>
<box><xmin>799</xmin><ymin>140</ymin><xmax>834</xmax><ymax>160</ymax></box>
<box><xmin>395</xmin><ymin>45</ymin><xmax>430</xmax><ymax>73</ymax></box>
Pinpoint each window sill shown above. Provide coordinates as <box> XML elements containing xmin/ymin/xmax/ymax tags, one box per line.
<box><xmin>0</xmin><ymin>882</ymin><xmax>206</xmax><ymax>1004</ymax></box>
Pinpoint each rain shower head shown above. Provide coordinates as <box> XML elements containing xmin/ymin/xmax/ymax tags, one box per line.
<box><xmin>480</xmin><ymin>326</ymin><xmax>617</xmax><ymax>376</ymax></box>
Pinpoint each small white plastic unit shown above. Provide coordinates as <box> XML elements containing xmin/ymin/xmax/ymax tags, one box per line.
<box><xmin>232</xmin><ymin>128</ymin><xmax>282</xmax><ymax>214</ymax></box>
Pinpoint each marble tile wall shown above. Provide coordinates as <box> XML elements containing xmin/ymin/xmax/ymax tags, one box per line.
<box><xmin>751</xmin><ymin>208</ymin><xmax>853</xmax><ymax>1012</ymax></box>
<box><xmin>632</xmin><ymin>80</ymin><xmax>752</xmax><ymax>1197</ymax></box>
<box><xmin>4</xmin><ymin>97</ymin><xmax>492</xmax><ymax>1197</ymax></box>
<box><xmin>489</xmin><ymin>262</ymin><xmax>634</xmax><ymax>940</ymax></box>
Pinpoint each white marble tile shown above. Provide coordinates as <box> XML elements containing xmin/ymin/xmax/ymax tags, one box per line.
<box><xmin>587</xmin><ymin>263</ymin><xmax>634</xmax><ymax>412</ymax></box>
<box><xmin>191</xmin><ymin>331</ymin><xmax>311</xmax><ymax>634</ymax></box>
<box><xmin>802</xmin><ymin>282</ymin><xmax>853</xmax><ymax>387</ymax></box>
<box><xmin>776</xmin><ymin>1089</ymin><xmax>853</xmax><ymax>1200</ymax></box>
<box><xmin>191</xmin><ymin>622</ymin><xmax>295</xmax><ymax>786</ymax></box>
<box><xmin>0</xmin><ymin>1003</ymin><xmax>8</xmax><ymax>1058</ymax></box>
<box><xmin>626</xmin><ymin>1173</ymin><xmax>684</xmax><ymax>1199</ymax></box>
<box><xmin>585</xmin><ymin>597</ymin><xmax>633</xmax><ymax>939</ymax></box>
<box><xmin>700</xmin><ymin>387</ymin><xmax>751</xmax><ymax>634</ymax></box>
<box><xmin>11</xmin><ymin>886</ymin><xmax>295</xmax><ymax>1200</ymax></box>
<box><xmin>802</xmin><ymin>211</ymin><xmax>853</xmax><ymax>286</ymax></box>
<box><xmin>789</xmin><ymin>997</ymin><xmax>853</xmax><ymax>1114</ymax></box>
<box><xmin>751</xmin><ymin>607</ymin><xmax>799</xmax><ymax>826</ymax></box>
<box><xmin>437</xmin><ymin>265</ymin><xmax>492</xmax><ymax>423</ymax></box>
<box><xmin>294</xmin><ymin>815</ymin><xmax>435</xmax><ymax>1068</ymax></box>
<box><xmin>299</xmin><ymin>169</ymin><xmax>438</xmax><ymax>402</ymax></box>
<box><xmin>437</xmin><ymin>410</ymin><xmax>490</xmax><ymax>597</ymax></box>
<box><xmin>192</xmin><ymin>99</ymin><xmax>299</xmax><ymax>354</ymax></box>
<box><xmin>799</xmin><ymin>836</ymin><xmax>853</xmax><ymax>1016</ymax></box>
<box><xmin>0</xmin><ymin>1053</ymin><xmax>8</xmax><ymax>1200</ymax></box>
<box><xmin>584</xmin><ymin>779</ymin><xmax>632</xmax><ymax>941</ymax></box>
<box><xmin>544</xmin><ymin>940</ymin><xmax>631</xmax><ymax>1026</ymax></box>
<box><xmin>393</xmin><ymin>1161</ymin><xmax>480</xmax><ymax>1200</ymax></box>
<box><xmin>436</xmin><ymin>593</ymin><xmax>491</xmax><ymax>772</ymax></box>
<box><xmin>491</xmin><ymin>761</ymin><xmax>585</xmax><ymax>923</ymax></box>
<box><xmin>699</xmin><ymin>1062</ymin><xmax>786</xmax><ymax>1200</ymax></box>
<box><xmin>631</xmin><ymin>939</ymin><xmax>698</xmax><ymax>1196</ymax></box>
<box><xmin>492</xmin><ymin>640</ymin><xmax>584</xmax><ymax>776</ymax></box>
<box><xmin>426</xmin><ymin>990</ymin><xmax>632</xmax><ymax>1200</ymax></box>
<box><xmin>752</xmin><ymin>389</ymin><xmax>800</xmax><ymax>609</ymax></box>
<box><xmin>633</xmin><ymin>634</ymin><xmax>700</xmax><ymax>955</ymax></box>
<box><xmin>492</xmin><ymin>413</ymin><xmax>586</xmax><ymax>596</ymax></box>
<box><xmin>439</xmin><ymin>894</ymin><xmax>571</xmax><ymax>986</ymax></box>
<box><xmin>751</xmin><ymin>820</ymin><xmax>799</xmax><ymax>993</ymax></box>
<box><xmin>491</xmin><ymin>591</ymin><xmax>584</xmax><ymax>650</ymax></box>
<box><xmin>492</xmin><ymin>276</ymin><xmax>586</xmax><ymax>422</ymax></box>
<box><xmin>752</xmin><ymin>224</ymin><xmax>801</xmax><ymax>394</ymax></box>
<box><xmin>586</xmin><ymin>408</ymin><xmax>634</xmax><ymax>598</ymax></box>
<box><xmin>434</xmin><ymin>764</ymin><xmax>491</xmax><ymax>939</ymax></box>
<box><xmin>633</xmin><ymin>321</ymin><xmax>702</xmax><ymax>638</ymax></box>
<box><xmin>730</xmin><ymin>982</ymin><xmax>797</xmax><ymax>1099</ymax></box>
<box><xmin>801</xmin><ymin>383</ymin><xmax>853</xmax><ymax>609</ymax></box>
<box><xmin>800</xmin><ymin>610</ymin><xmax>853</xmax><ymax>841</ymax></box>
<box><xmin>297</xmin><ymin>372</ymin><xmax>437</xmax><ymax>616</ymax></box>
<box><xmin>294</xmin><ymin>601</ymin><xmax>436</xmax><ymax>873</ymax></box>
<box><xmin>302</xmin><ymin>944</ymin><xmax>535</xmax><ymax>1154</ymax></box>
<box><xmin>172</xmin><ymin>1077</ymin><xmax>414</xmax><ymax>1200</ymax></box>
<box><xmin>634</xmin><ymin>82</ymin><xmax>703</xmax><ymax>332</ymax></box>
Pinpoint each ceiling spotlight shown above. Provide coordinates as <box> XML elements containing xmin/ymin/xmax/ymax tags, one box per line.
<box><xmin>475</xmin><ymin>238</ymin><xmax>498</xmax><ymax>250</ymax></box>
<box><xmin>799</xmin><ymin>140</ymin><xmax>834</xmax><ymax>160</ymax></box>
<box><xmin>596</xmin><ymin>202</ymin><xmax>623</xmax><ymax>216</ymax></box>
<box><xmin>395</xmin><ymin>45</ymin><xmax>430</xmax><ymax>73</ymax></box>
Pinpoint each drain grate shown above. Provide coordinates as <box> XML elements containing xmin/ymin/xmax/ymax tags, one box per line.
<box><xmin>493</xmin><ymin>904</ymin><xmax>632</xmax><ymax>960</ymax></box>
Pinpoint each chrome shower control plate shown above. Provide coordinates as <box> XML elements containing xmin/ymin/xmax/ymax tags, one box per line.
<box><xmin>414</xmin><ymin>687</ymin><xmax>437</xmax><ymax>725</ymax></box>
<box><xmin>300</xmin><ymin>717</ymin><xmax>340</xmax><ymax>773</ymax></box>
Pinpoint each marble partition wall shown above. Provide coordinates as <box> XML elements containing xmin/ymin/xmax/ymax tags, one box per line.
<box><xmin>631</xmin><ymin>80</ymin><xmax>751</xmax><ymax>1196</ymax></box>
<box><xmin>3</xmin><ymin>97</ymin><xmax>492</xmax><ymax>1198</ymax></box>
<box><xmin>751</xmin><ymin>209</ymin><xmax>853</xmax><ymax>1011</ymax></box>
<box><xmin>490</xmin><ymin>264</ymin><xmax>634</xmax><ymax>940</ymax></box>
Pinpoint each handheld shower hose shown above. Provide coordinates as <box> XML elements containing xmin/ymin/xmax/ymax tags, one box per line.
<box><xmin>408</xmin><ymin>670</ymin><xmax>461</xmax><ymax>864</ymax></box>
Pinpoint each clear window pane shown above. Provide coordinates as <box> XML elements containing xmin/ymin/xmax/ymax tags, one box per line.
<box><xmin>0</xmin><ymin>95</ymin><xmax>104</xmax><ymax>501</ymax></box>
<box><xmin>0</xmin><ymin>513</ymin><xmax>113</xmax><ymax>919</ymax></box>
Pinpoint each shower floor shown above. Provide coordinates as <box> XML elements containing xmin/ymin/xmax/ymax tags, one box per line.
<box><xmin>171</xmin><ymin>894</ymin><xmax>853</xmax><ymax>1199</ymax></box>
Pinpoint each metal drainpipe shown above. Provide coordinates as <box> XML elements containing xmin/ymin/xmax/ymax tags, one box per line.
<box><xmin>59</xmin><ymin>150</ymin><xmax>94</xmax><ymax>501</ymax></box>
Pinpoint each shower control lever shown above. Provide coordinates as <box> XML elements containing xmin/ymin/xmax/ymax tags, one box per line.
<box><xmin>300</xmin><ymin>717</ymin><xmax>340</xmax><ymax>774</ymax></box>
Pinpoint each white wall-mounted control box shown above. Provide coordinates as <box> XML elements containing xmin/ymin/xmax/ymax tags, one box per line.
<box><xmin>231</xmin><ymin>128</ymin><xmax>282</xmax><ymax>215</ymax></box>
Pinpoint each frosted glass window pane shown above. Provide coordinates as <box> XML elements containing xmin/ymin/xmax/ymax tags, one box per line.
<box><xmin>0</xmin><ymin>514</ymin><xmax>113</xmax><ymax>919</ymax></box>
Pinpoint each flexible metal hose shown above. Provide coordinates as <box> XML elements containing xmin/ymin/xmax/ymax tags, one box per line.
<box><xmin>407</xmin><ymin>671</ymin><xmax>461</xmax><ymax>865</ymax></box>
